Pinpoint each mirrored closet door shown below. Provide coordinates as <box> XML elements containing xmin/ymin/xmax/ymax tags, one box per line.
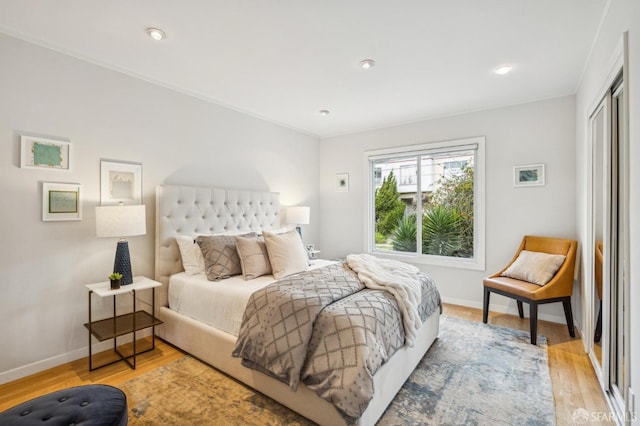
<box><xmin>588</xmin><ymin>69</ymin><xmax>630</xmax><ymax>420</ymax></box>
<box><xmin>590</xmin><ymin>98</ymin><xmax>605</xmax><ymax>368</ymax></box>
<box><xmin>608</xmin><ymin>78</ymin><xmax>628</xmax><ymax>413</ymax></box>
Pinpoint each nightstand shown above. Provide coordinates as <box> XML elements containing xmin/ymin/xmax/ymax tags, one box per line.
<box><xmin>84</xmin><ymin>276</ymin><xmax>163</xmax><ymax>371</ymax></box>
<box><xmin>306</xmin><ymin>244</ymin><xmax>320</xmax><ymax>260</ymax></box>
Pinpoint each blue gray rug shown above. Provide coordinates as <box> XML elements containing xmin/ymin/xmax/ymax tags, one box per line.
<box><xmin>121</xmin><ymin>316</ymin><xmax>555</xmax><ymax>425</ymax></box>
<box><xmin>379</xmin><ymin>316</ymin><xmax>555</xmax><ymax>425</ymax></box>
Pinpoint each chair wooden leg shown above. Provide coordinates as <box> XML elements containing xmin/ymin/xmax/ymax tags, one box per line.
<box><xmin>562</xmin><ymin>297</ymin><xmax>576</xmax><ymax>338</ymax></box>
<box><xmin>482</xmin><ymin>287</ymin><xmax>490</xmax><ymax>323</ymax></box>
<box><xmin>529</xmin><ymin>302</ymin><xmax>538</xmax><ymax>345</ymax></box>
<box><xmin>517</xmin><ymin>301</ymin><xmax>524</xmax><ymax>318</ymax></box>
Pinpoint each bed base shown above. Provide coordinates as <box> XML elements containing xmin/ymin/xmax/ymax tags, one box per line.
<box><xmin>156</xmin><ymin>307</ymin><xmax>439</xmax><ymax>426</ymax></box>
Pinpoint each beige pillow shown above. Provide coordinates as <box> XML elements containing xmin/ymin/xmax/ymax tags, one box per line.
<box><xmin>501</xmin><ymin>250</ymin><xmax>566</xmax><ymax>286</ymax></box>
<box><xmin>196</xmin><ymin>235</ymin><xmax>243</xmax><ymax>281</ymax></box>
<box><xmin>176</xmin><ymin>235</ymin><xmax>205</xmax><ymax>275</ymax></box>
<box><xmin>236</xmin><ymin>235</ymin><xmax>272</xmax><ymax>280</ymax></box>
<box><xmin>263</xmin><ymin>230</ymin><xmax>309</xmax><ymax>279</ymax></box>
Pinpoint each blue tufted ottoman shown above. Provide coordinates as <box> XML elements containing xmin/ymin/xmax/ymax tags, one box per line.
<box><xmin>0</xmin><ymin>384</ymin><xmax>127</xmax><ymax>425</ymax></box>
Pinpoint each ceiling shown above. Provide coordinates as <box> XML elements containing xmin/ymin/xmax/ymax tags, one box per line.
<box><xmin>0</xmin><ymin>0</ymin><xmax>608</xmax><ymax>138</ymax></box>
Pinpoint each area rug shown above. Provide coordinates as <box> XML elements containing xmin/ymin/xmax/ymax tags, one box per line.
<box><xmin>378</xmin><ymin>316</ymin><xmax>555</xmax><ymax>425</ymax></box>
<box><xmin>119</xmin><ymin>316</ymin><xmax>555</xmax><ymax>425</ymax></box>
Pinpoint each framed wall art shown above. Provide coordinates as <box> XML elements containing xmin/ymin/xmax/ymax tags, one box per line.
<box><xmin>42</xmin><ymin>182</ymin><xmax>82</xmax><ymax>221</ymax></box>
<box><xmin>513</xmin><ymin>164</ymin><xmax>545</xmax><ymax>187</ymax></box>
<box><xmin>100</xmin><ymin>160</ymin><xmax>142</xmax><ymax>205</ymax></box>
<box><xmin>21</xmin><ymin>136</ymin><xmax>71</xmax><ymax>171</ymax></box>
<box><xmin>336</xmin><ymin>173</ymin><xmax>349</xmax><ymax>192</ymax></box>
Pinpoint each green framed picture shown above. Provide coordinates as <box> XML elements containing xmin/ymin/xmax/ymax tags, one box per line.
<box><xmin>21</xmin><ymin>135</ymin><xmax>71</xmax><ymax>171</ymax></box>
<box><xmin>513</xmin><ymin>164</ymin><xmax>545</xmax><ymax>187</ymax></box>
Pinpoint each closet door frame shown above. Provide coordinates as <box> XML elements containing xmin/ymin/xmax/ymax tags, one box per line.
<box><xmin>585</xmin><ymin>32</ymin><xmax>630</xmax><ymax>422</ymax></box>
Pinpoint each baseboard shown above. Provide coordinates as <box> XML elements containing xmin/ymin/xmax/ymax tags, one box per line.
<box><xmin>0</xmin><ymin>330</ymin><xmax>151</xmax><ymax>385</ymax></box>
<box><xmin>441</xmin><ymin>296</ymin><xmax>568</xmax><ymax>325</ymax></box>
<box><xmin>0</xmin><ymin>347</ymin><xmax>87</xmax><ymax>385</ymax></box>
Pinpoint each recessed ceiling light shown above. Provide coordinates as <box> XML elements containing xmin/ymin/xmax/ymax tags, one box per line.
<box><xmin>359</xmin><ymin>59</ymin><xmax>375</xmax><ymax>70</ymax></box>
<box><xmin>146</xmin><ymin>27</ymin><xmax>166</xmax><ymax>41</ymax></box>
<box><xmin>495</xmin><ymin>65</ymin><xmax>513</xmax><ymax>75</ymax></box>
<box><xmin>319</xmin><ymin>110</ymin><xmax>330</xmax><ymax>116</ymax></box>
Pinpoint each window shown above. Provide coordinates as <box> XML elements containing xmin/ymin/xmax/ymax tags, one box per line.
<box><xmin>366</xmin><ymin>137</ymin><xmax>485</xmax><ymax>270</ymax></box>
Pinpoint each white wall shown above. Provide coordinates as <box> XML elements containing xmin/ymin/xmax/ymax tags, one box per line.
<box><xmin>575</xmin><ymin>0</ymin><xmax>640</xmax><ymax>416</ymax></box>
<box><xmin>0</xmin><ymin>33</ymin><xmax>320</xmax><ymax>383</ymax></box>
<box><xmin>319</xmin><ymin>96</ymin><xmax>577</xmax><ymax>322</ymax></box>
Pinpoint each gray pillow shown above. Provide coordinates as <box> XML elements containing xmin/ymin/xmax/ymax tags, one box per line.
<box><xmin>236</xmin><ymin>234</ymin><xmax>272</xmax><ymax>280</ymax></box>
<box><xmin>196</xmin><ymin>235</ymin><xmax>243</xmax><ymax>281</ymax></box>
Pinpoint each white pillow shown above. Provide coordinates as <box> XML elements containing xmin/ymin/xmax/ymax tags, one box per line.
<box><xmin>501</xmin><ymin>250</ymin><xmax>566</xmax><ymax>286</ymax></box>
<box><xmin>176</xmin><ymin>235</ymin><xmax>205</xmax><ymax>275</ymax></box>
<box><xmin>263</xmin><ymin>230</ymin><xmax>309</xmax><ymax>279</ymax></box>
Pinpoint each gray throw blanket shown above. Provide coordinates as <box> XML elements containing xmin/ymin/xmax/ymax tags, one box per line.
<box><xmin>232</xmin><ymin>262</ymin><xmax>441</xmax><ymax>423</ymax></box>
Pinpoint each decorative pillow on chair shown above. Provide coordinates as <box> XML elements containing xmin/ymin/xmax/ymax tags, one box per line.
<box><xmin>501</xmin><ymin>250</ymin><xmax>566</xmax><ymax>286</ymax></box>
<box><xmin>175</xmin><ymin>235</ymin><xmax>205</xmax><ymax>275</ymax></box>
<box><xmin>236</xmin><ymin>234</ymin><xmax>272</xmax><ymax>280</ymax></box>
<box><xmin>197</xmin><ymin>235</ymin><xmax>244</xmax><ymax>281</ymax></box>
<box><xmin>263</xmin><ymin>230</ymin><xmax>309</xmax><ymax>279</ymax></box>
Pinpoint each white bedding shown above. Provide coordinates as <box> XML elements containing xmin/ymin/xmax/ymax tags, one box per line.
<box><xmin>169</xmin><ymin>259</ymin><xmax>336</xmax><ymax>336</ymax></box>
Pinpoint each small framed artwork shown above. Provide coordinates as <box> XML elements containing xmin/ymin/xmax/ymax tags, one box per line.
<box><xmin>513</xmin><ymin>164</ymin><xmax>545</xmax><ymax>187</ymax></box>
<box><xmin>100</xmin><ymin>160</ymin><xmax>142</xmax><ymax>205</ymax></box>
<box><xmin>42</xmin><ymin>182</ymin><xmax>82</xmax><ymax>221</ymax></box>
<box><xmin>336</xmin><ymin>173</ymin><xmax>349</xmax><ymax>192</ymax></box>
<box><xmin>21</xmin><ymin>136</ymin><xmax>71</xmax><ymax>171</ymax></box>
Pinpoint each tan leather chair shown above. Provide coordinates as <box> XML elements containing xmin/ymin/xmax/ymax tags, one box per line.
<box><xmin>482</xmin><ymin>235</ymin><xmax>578</xmax><ymax>344</ymax></box>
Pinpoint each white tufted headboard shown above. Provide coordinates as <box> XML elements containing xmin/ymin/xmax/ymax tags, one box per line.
<box><xmin>154</xmin><ymin>185</ymin><xmax>281</xmax><ymax>309</ymax></box>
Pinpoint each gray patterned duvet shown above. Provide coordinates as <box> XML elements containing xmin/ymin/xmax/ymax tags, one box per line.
<box><xmin>232</xmin><ymin>262</ymin><xmax>441</xmax><ymax>423</ymax></box>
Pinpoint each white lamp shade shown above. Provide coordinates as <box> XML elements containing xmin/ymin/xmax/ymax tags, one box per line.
<box><xmin>286</xmin><ymin>206</ymin><xmax>310</xmax><ymax>225</ymax></box>
<box><xmin>96</xmin><ymin>205</ymin><xmax>146</xmax><ymax>238</ymax></box>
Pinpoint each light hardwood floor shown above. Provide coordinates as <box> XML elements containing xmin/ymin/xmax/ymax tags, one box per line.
<box><xmin>0</xmin><ymin>304</ymin><xmax>613</xmax><ymax>425</ymax></box>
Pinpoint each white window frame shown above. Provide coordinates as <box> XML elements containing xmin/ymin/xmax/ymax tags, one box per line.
<box><xmin>364</xmin><ymin>136</ymin><xmax>486</xmax><ymax>271</ymax></box>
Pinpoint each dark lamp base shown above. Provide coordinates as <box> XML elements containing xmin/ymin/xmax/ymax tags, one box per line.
<box><xmin>113</xmin><ymin>240</ymin><xmax>133</xmax><ymax>285</ymax></box>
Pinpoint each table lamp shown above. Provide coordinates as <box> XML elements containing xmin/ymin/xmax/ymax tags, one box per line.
<box><xmin>95</xmin><ymin>204</ymin><xmax>146</xmax><ymax>285</ymax></box>
<box><xmin>286</xmin><ymin>206</ymin><xmax>310</xmax><ymax>237</ymax></box>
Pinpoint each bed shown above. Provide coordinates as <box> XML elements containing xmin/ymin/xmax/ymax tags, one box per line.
<box><xmin>154</xmin><ymin>184</ymin><xmax>440</xmax><ymax>425</ymax></box>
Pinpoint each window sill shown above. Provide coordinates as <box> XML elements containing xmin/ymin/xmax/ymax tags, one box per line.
<box><xmin>370</xmin><ymin>250</ymin><xmax>485</xmax><ymax>271</ymax></box>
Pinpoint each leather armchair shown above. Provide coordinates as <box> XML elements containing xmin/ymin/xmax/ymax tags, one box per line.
<box><xmin>482</xmin><ymin>235</ymin><xmax>578</xmax><ymax>344</ymax></box>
